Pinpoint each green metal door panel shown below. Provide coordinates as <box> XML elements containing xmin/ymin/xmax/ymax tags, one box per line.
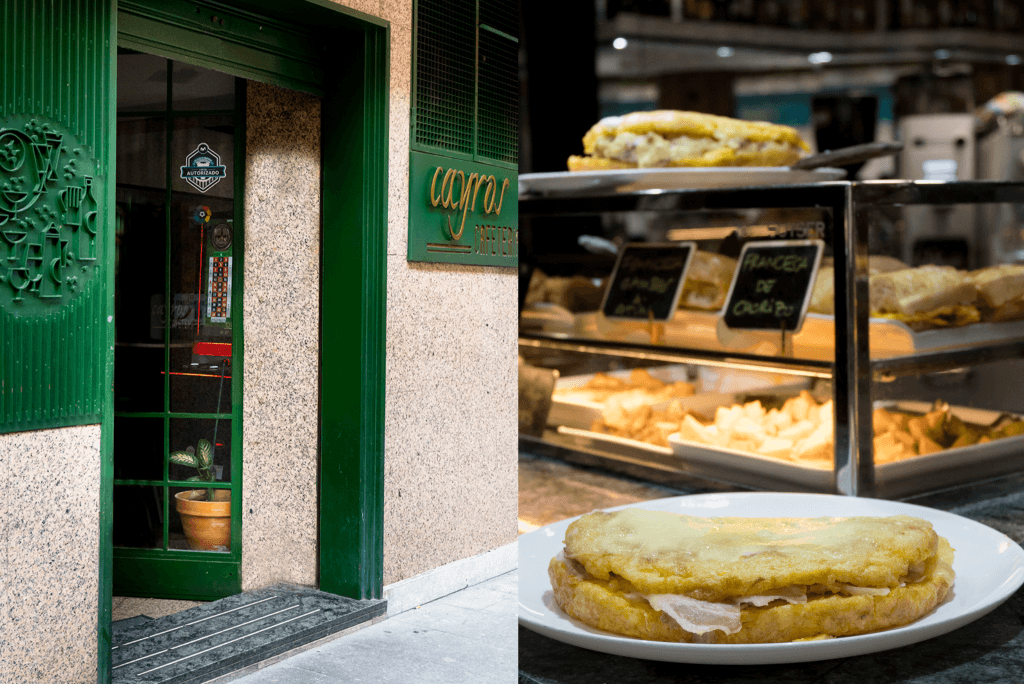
<box><xmin>117</xmin><ymin>0</ymin><xmax>390</xmax><ymax>97</ymax></box>
<box><xmin>0</xmin><ymin>0</ymin><xmax>114</xmax><ymax>433</ymax></box>
<box><xmin>1</xmin><ymin>2</ymin><xmax>116</xmax><ymax>681</ymax></box>
<box><xmin>319</xmin><ymin>22</ymin><xmax>388</xmax><ymax>601</ymax></box>
<box><xmin>117</xmin><ymin>1</ymin><xmax>327</xmax><ymax>96</ymax></box>
<box><xmin>113</xmin><ymin>552</ymin><xmax>240</xmax><ymax>600</ymax></box>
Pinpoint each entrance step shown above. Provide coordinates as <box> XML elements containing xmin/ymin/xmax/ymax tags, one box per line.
<box><xmin>111</xmin><ymin>585</ymin><xmax>386</xmax><ymax>683</ymax></box>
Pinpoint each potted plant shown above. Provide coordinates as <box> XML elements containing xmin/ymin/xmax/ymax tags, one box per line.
<box><xmin>171</xmin><ymin>438</ymin><xmax>231</xmax><ymax>551</ymax></box>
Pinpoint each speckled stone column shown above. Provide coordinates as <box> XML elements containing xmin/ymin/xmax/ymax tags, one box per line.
<box><xmin>382</xmin><ymin>260</ymin><xmax>519</xmax><ymax>583</ymax></box>
<box><xmin>0</xmin><ymin>425</ymin><xmax>101</xmax><ymax>683</ymax></box>
<box><xmin>240</xmin><ymin>0</ymin><xmax>517</xmax><ymax>591</ymax></box>
<box><xmin>241</xmin><ymin>82</ymin><xmax>322</xmax><ymax>591</ymax></box>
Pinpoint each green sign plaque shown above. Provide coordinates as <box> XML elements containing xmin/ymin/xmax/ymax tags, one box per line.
<box><xmin>407</xmin><ymin>149</ymin><xmax>517</xmax><ymax>267</ymax></box>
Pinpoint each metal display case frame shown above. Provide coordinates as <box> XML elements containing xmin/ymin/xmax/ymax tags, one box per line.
<box><xmin>519</xmin><ymin>180</ymin><xmax>1024</xmax><ymax>498</ymax></box>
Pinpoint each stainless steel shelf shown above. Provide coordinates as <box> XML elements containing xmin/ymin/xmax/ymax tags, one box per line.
<box><xmin>519</xmin><ymin>333</ymin><xmax>833</xmax><ymax>379</ymax></box>
<box><xmin>871</xmin><ymin>338</ymin><xmax>1024</xmax><ymax>380</ymax></box>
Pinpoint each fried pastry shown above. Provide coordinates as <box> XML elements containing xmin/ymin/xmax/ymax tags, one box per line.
<box><xmin>807</xmin><ymin>263</ymin><xmax>983</xmax><ymax>331</ymax></box>
<box><xmin>678</xmin><ymin>250</ymin><xmax>737</xmax><ymax>311</ymax></box>
<box><xmin>971</xmin><ymin>264</ymin><xmax>1024</xmax><ymax>323</ymax></box>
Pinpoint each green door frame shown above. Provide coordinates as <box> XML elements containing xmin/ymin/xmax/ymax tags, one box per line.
<box><xmin>100</xmin><ymin>1</ymin><xmax>389</xmax><ymax>681</ymax></box>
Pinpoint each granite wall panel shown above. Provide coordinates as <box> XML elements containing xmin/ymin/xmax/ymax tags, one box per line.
<box><xmin>0</xmin><ymin>425</ymin><xmax>101</xmax><ymax>684</ymax></box>
<box><xmin>241</xmin><ymin>82</ymin><xmax>322</xmax><ymax>591</ymax></box>
<box><xmin>382</xmin><ymin>258</ymin><xmax>519</xmax><ymax>584</ymax></box>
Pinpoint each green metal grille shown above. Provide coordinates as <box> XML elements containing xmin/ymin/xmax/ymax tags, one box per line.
<box><xmin>414</xmin><ymin>0</ymin><xmax>476</xmax><ymax>155</ymax></box>
<box><xmin>480</xmin><ymin>0</ymin><xmax>518</xmax><ymax>37</ymax></box>
<box><xmin>477</xmin><ymin>29</ymin><xmax>518</xmax><ymax>164</ymax></box>
<box><xmin>413</xmin><ymin>0</ymin><xmax>518</xmax><ymax>166</ymax></box>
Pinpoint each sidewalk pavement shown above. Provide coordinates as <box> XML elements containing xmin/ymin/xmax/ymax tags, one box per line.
<box><xmin>225</xmin><ymin>569</ymin><xmax>518</xmax><ymax>684</ymax></box>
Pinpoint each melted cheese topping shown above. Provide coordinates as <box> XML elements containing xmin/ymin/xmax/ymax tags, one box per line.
<box><xmin>592</xmin><ymin>131</ymin><xmax>798</xmax><ymax>168</ymax></box>
<box><xmin>592</xmin><ymin>509</ymin><xmax>885</xmax><ymax>565</ymax></box>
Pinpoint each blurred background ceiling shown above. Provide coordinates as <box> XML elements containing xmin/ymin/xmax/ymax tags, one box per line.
<box><xmin>521</xmin><ymin>0</ymin><xmax>1024</xmax><ymax>176</ymax></box>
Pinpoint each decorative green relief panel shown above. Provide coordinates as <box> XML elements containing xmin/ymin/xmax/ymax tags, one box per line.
<box><xmin>0</xmin><ymin>116</ymin><xmax>101</xmax><ymax>309</ymax></box>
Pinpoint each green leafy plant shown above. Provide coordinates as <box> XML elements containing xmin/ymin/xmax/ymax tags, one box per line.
<box><xmin>170</xmin><ymin>438</ymin><xmax>216</xmax><ymax>501</ymax></box>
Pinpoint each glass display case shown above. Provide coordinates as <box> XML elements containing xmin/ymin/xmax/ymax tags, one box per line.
<box><xmin>519</xmin><ymin>180</ymin><xmax>1024</xmax><ymax>498</ymax></box>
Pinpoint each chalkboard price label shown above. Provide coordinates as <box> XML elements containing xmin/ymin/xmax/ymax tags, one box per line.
<box><xmin>722</xmin><ymin>239</ymin><xmax>824</xmax><ymax>333</ymax></box>
<box><xmin>601</xmin><ymin>243</ymin><xmax>695</xmax><ymax>321</ymax></box>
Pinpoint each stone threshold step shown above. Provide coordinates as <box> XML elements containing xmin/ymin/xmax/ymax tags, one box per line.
<box><xmin>111</xmin><ymin>585</ymin><xmax>386</xmax><ymax>684</ymax></box>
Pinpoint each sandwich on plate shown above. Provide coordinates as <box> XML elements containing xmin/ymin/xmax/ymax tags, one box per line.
<box><xmin>567</xmin><ymin>110</ymin><xmax>810</xmax><ymax>171</ymax></box>
<box><xmin>549</xmin><ymin>508</ymin><xmax>955</xmax><ymax>644</ymax></box>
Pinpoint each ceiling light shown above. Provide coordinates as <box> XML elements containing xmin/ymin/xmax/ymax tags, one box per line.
<box><xmin>807</xmin><ymin>52</ymin><xmax>832</xmax><ymax>65</ymax></box>
<box><xmin>613</xmin><ymin>37</ymin><xmax>628</xmax><ymax>50</ymax></box>
<box><xmin>1008</xmin><ymin>54</ymin><xmax>1022</xmax><ymax>65</ymax></box>
<box><xmin>716</xmin><ymin>46</ymin><xmax>734</xmax><ymax>58</ymax></box>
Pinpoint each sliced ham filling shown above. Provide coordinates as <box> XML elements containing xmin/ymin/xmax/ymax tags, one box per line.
<box><xmin>644</xmin><ymin>577</ymin><xmax>921</xmax><ymax>635</ymax></box>
<box><xmin>560</xmin><ymin>553</ymin><xmax>927</xmax><ymax>636</ymax></box>
<box><xmin>646</xmin><ymin>587</ymin><xmax>807</xmax><ymax>635</ymax></box>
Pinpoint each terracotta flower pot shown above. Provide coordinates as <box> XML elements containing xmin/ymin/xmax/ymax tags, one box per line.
<box><xmin>175</xmin><ymin>490</ymin><xmax>231</xmax><ymax>551</ymax></box>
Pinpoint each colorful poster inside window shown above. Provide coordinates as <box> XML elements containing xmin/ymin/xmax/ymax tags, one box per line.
<box><xmin>206</xmin><ymin>255</ymin><xmax>232</xmax><ymax>323</ymax></box>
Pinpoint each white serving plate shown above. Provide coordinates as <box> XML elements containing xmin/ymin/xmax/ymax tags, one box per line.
<box><xmin>518</xmin><ymin>167</ymin><xmax>847</xmax><ymax>196</ymax></box>
<box><xmin>518</xmin><ymin>492</ymin><xmax>1024</xmax><ymax>664</ymax></box>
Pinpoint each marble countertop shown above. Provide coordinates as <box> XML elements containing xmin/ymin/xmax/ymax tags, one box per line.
<box><xmin>518</xmin><ymin>453</ymin><xmax>1024</xmax><ymax>684</ymax></box>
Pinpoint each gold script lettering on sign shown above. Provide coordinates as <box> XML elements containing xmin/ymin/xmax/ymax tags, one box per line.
<box><xmin>430</xmin><ymin>166</ymin><xmax>514</xmax><ymax>251</ymax></box>
<box><xmin>475</xmin><ymin>224</ymin><xmax>519</xmax><ymax>257</ymax></box>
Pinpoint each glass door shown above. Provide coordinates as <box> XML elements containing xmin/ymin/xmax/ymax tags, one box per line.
<box><xmin>112</xmin><ymin>50</ymin><xmax>243</xmax><ymax>599</ymax></box>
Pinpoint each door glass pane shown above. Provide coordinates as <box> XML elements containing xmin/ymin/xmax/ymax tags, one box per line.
<box><xmin>115</xmin><ymin>184</ymin><xmax>168</xmax><ymax>412</ymax></box>
<box><xmin>113</xmin><ymin>416</ymin><xmax>164</xmax><ymax>481</ymax></box>
<box><xmin>169</xmin><ymin>417</ymin><xmax>233</xmax><ymax>484</ymax></box>
<box><xmin>116</xmin><ymin>116</ymin><xmax>168</xmax><ymax>188</ymax></box>
<box><xmin>170</xmin><ymin>485</ymin><xmax>231</xmax><ymax>552</ymax></box>
<box><xmin>170</xmin><ymin>115</ymin><xmax>234</xmax><ymax>198</ymax></box>
<box><xmin>117</xmin><ymin>51</ymin><xmax>169</xmax><ymax>112</ymax></box>
<box><xmin>115</xmin><ymin>114</ymin><xmax>167</xmax><ymax>413</ymax></box>
<box><xmin>168</xmin><ymin>115</ymin><xmax>235</xmax><ymax>413</ymax></box>
<box><xmin>113</xmin><ymin>485</ymin><xmax>164</xmax><ymax>549</ymax></box>
<box><xmin>170</xmin><ymin>64</ymin><xmax>236</xmax><ymax>111</ymax></box>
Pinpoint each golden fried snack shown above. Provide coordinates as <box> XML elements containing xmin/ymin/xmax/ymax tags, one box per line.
<box><xmin>971</xmin><ymin>264</ymin><xmax>1024</xmax><ymax>323</ymax></box>
<box><xmin>677</xmin><ymin>391</ymin><xmax>834</xmax><ymax>463</ymax></box>
<box><xmin>807</xmin><ymin>256</ymin><xmax>910</xmax><ymax>315</ymax></box>
<box><xmin>808</xmin><ymin>263</ymin><xmax>982</xmax><ymax>331</ymax></box>
<box><xmin>567</xmin><ymin>110</ymin><xmax>809</xmax><ymax>170</ymax></box>
<box><xmin>591</xmin><ymin>399</ymin><xmax>690</xmax><ymax>448</ymax></box>
<box><xmin>871</xmin><ymin>265</ymin><xmax>977</xmax><ymax>318</ymax></box>
<box><xmin>524</xmin><ymin>270</ymin><xmax>606</xmax><ymax>313</ymax></box>
<box><xmin>550</xmin><ymin>508</ymin><xmax>955</xmax><ymax>644</ymax></box>
<box><xmin>676</xmin><ymin>392</ymin><xmax>1024</xmax><ymax>466</ymax></box>
<box><xmin>678</xmin><ymin>250</ymin><xmax>737</xmax><ymax>311</ymax></box>
<box><xmin>565</xmin><ymin>369</ymin><xmax>695</xmax><ymax>404</ymax></box>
